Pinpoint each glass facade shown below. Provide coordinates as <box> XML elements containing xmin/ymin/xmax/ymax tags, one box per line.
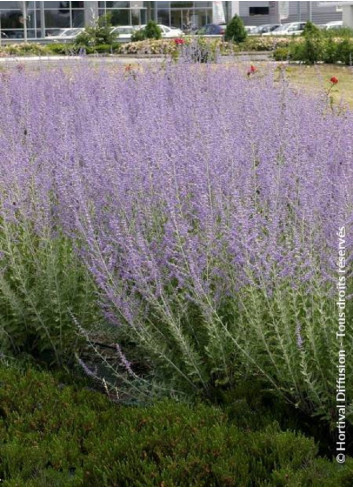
<box><xmin>0</xmin><ymin>1</ymin><xmax>214</xmax><ymax>39</ymax></box>
<box><xmin>155</xmin><ymin>2</ymin><xmax>212</xmax><ymax>30</ymax></box>
<box><xmin>0</xmin><ymin>1</ymin><xmax>84</xmax><ymax>38</ymax></box>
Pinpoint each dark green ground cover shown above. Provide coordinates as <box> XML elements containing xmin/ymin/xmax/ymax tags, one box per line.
<box><xmin>0</xmin><ymin>366</ymin><xmax>352</xmax><ymax>487</ymax></box>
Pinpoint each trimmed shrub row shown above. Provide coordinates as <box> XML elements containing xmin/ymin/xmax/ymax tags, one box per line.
<box><xmin>273</xmin><ymin>36</ymin><xmax>353</xmax><ymax>64</ymax></box>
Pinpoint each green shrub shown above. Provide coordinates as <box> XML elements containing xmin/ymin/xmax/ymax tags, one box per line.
<box><xmin>74</xmin><ymin>14</ymin><xmax>114</xmax><ymax>47</ymax></box>
<box><xmin>323</xmin><ymin>37</ymin><xmax>338</xmax><ymax>64</ymax></box>
<box><xmin>111</xmin><ymin>41</ymin><xmax>122</xmax><ymax>53</ymax></box>
<box><xmin>144</xmin><ymin>20</ymin><xmax>162</xmax><ymax>40</ymax></box>
<box><xmin>335</xmin><ymin>38</ymin><xmax>353</xmax><ymax>64</ymax></box>
<box><xmin>303</xmin><ymin>21</ymin><xmax>322</xmax><ymax>37</ymax></box>
<box><xmin>131</xmin><ymin>21</ymin><xmax>162</xmax><ymax>42</ymax></box>
<box><xmin>290</xmin><ymin>22</ymin><xmax>324</xmax><ymax>64</ymax></box>
<box><xmin>225</xmin><ymin>14</ymin><xmax>247</xmax><ymax>43</ymax></box>
<box><xmin>0</xmin><ymin>366</ymin><xmax>352</xmax><ymax>487</ymax></box>
<box><xmin>46</xmin><ymin>43</ymin><xmax>75</xmax><ymax>55</ymax></box>
<box><xmin>273</xmin><ymin>46</ymin><xmax>290</xmax><ymax>61</ymax></box>
<box><xmin>282</xmin><ymin>35</ymin><xmax>353</xmax><ymax>65</ymax></box>
<box><xmin>131</xmin><ymin>27</ymin><xmax>146</xmax><ymax>42</ymax></box>
<box><xmin>91</xmin><ymin>43</ymin><xmax>113</xmax><ymax>54</ymax></box>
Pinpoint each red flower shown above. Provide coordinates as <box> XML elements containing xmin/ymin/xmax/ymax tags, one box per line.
<box><xmin>174</xmin><ymin>38</ymin><xmax>185</xmax><ymax>45</ymax></box>
<box><xmin>247</xmin><ymin>65</ymin><xmax>257</xmax><ymax>76</ymax></box>
<box><xmin>330</xmin><ymin>76</ymin><xmax>338</xmax><ymax>84</ymax></box>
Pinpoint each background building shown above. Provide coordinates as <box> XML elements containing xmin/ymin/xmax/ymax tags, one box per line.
<box><xmin>237</xmin><ymin>1</ymin><xmax>342</xmax><ymax>26</ymax></box>
<box><xmin>0</xmin><ymin>1</ymin><xmax>346</xmax><ymax>40</ymax></box>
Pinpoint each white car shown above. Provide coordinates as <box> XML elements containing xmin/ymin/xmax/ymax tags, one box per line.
<box><xmin>140</xmin><ymin>24</ymin><xmax>184</xmax><ymax>38</ymax></box>
<box><xmin>47</xmin><ymin>28</ymin><xmax>84</xmax><ymax>42</ymax></box>
<box><xmin>159</xmin><ymin>24</ymin><xmax>184</xmax><ymax>38</ymax></box>
<box><xmin>264</xmin><ymin>22</ymin><xmax>306</xmax><ymax>36</ymax></box>
<box><xmin>244</xmin><ymin>25</ymin><xmax>257</xmax><ymax>34</ymax></box>
<box><xmin>111</xmin><ymin>25</ymin><xmax>138</xmax><ymax>42</ymax></box>
<box><xmin>325</xmin><ymin>20</ymin><xmax>343</xmax><ymax>30</ymax></box>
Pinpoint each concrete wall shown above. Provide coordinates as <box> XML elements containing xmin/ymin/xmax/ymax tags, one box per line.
<box><xmin>84</xmin><ymin>1</ymin><xmax>99</xmax><ymax>27</ymax></box>
<box><xmin>239</xmin><ymin>1</ymin><xmax>342</xmax><ymax>26</ymax></box>
<box><xmin>342</xmin><ymin>3</ymin><xmax>353</xmax><ymax>27</ymax></box>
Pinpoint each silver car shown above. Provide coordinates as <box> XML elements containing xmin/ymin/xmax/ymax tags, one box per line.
<box><xmin>264</xmin><ymin>22</ymin><xmax>306</xmax><ymax>36</ymax></box>
<box><xmin>47</xmin><ymin>28</ymin><xmax>84</xmax><ymax>42</ymax></box>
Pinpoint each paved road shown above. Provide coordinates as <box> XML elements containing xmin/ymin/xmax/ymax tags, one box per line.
<box><xmin>0</xmin><ymin>55</ymin><xmax>165</xmax><ymax>65</ymax></box>
<box><xmin>0</xmin><ymin>52</ymin><xmax>272</xmax><ymax>67</ymax></box>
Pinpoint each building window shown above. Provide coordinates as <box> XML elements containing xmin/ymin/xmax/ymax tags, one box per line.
<box><xmin>249</xmin><ymin>7</ymin><xmax>269</xmax><ymax>16</ymax></box>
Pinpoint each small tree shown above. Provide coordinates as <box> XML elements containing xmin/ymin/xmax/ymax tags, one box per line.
<box><xmin>145</xmin><ymin>20</ymin><xmax>162</xmax><ymax>40</ymax></box>
<box><xmin>225</xmin><ymin>15</ymin><xmax>247</xmax><ymax>43</ymax></box>
<box><xmin>300</xmin><ymin>21</ymin><xmax>323</xmax><ymax>64</ymax></box>
<box><xmin>303</xmin><ymin>21</ymin><xmax>321</xmax><ymax>37</ymax></box>
<box><xmin>131</xmin><ymin>20</ymin><xmax>162</xmax><ymax>42</ymax></box>
<box><xmin>75</xmin><ymin>14</ymin><xmax>115</xmax><ymax>47</ymax></box>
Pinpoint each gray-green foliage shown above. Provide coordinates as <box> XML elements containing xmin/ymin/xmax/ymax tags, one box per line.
<box><xmin>74</xmin><ymin>14</ymin><xmax>115</xmax><ymax>47</ymax></box>
<box><xmin>0</xmin><ymin>189</ymin><xmax>98</xmax><ymax>366</ymax></box>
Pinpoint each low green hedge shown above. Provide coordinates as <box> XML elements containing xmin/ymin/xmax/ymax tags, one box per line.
<box><xmin>0</xmin><ymin>366</ymin><xmax>352</xmax><ymax>486</ymax></box>
<box><xmin>273</xmin><ymin>36</ymin><xmax>353</xmax><ymax>64</ymax></box>
<box><xmin>46</xmin><ymin>42</ymin><xmax>122</xmax><ymax>55</ymax></box>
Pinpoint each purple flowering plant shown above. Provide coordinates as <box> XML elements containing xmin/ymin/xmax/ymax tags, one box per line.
<box><xmin>0</xmin><ymin>61</ymin><xmax>352</xmax><ymax>421</ymax></box>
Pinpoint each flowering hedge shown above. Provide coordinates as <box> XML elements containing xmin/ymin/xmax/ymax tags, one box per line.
<box><xmin>274</xmin><ymin>36</ymin><xmax>353</xmax><ymax>65</ymax></box>
<box><xmin>0</xmin><ymin>62</ymin><xmax>352</xmax><ymax>422</ymax></box>
<box><xmin>118</xmin><ymin>36</ymin><xmax>301</xmax><ymax>56</ymax></box>
<box><xmin>118</xmin><ymin>37</ymin><xmax>238</xmax><ymax>56</ymax></box>
<box><xmin>0</xmin><ymin>42</ymin><xmax>50</xmax><ymax>57</ymax></box>
<box><xmin>242</xmin><ymin>35</ymin><xmax>302</xmax><ymax>51</ymax></box>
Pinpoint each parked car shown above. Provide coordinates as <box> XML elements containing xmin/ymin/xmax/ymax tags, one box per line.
<box><xmin>111</xmin><ymin>25</ymin><xmax>138</xmax><ymax>42</ymax></box>
<box><xmin>324</xmin><ymin>20</ymin><xmax>344</xmax><ymax>30</ymax></box>
<box><xmin>264</xmin><ymin>22</ymin><xmax>306</xmax><ymax>36</ymax></box>
<box><xmin>139</xmin><ymin>24</ymin><xmax>184</xmax><ymax>38</ymax></box>
<box><xmin>196</xmin><ymin>23</ymin><xmax>227</xmax><ymax>36</ymax></box>
<box><xmin>250</xmin><ymin>23</ymin><xmax>281</xmax><ymax>35</ymax></box>
<box><xmin>47</xmin><ymin>28</ymin><xmax>84</xmax><ymax>42</ymax></box>
<box><xmin>244</xmin><ymin>25</ymin><xmax>257</xmax><ymax>34</ymax></box>
<box><xmin>182</xmin><ymin>23</ymin><xmax>199</xmax><ymax>34</ymax></box>
<box><xmin>159</xmin><ymin>24</ymin><xmax>184</xmax><ymax>38</ymax></box>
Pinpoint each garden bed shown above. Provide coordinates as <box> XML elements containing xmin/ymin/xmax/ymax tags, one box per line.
<box><xmin>0</xmin><ymin>52</ymin><xmax>352</xmax><ymax>486</ymax></box>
